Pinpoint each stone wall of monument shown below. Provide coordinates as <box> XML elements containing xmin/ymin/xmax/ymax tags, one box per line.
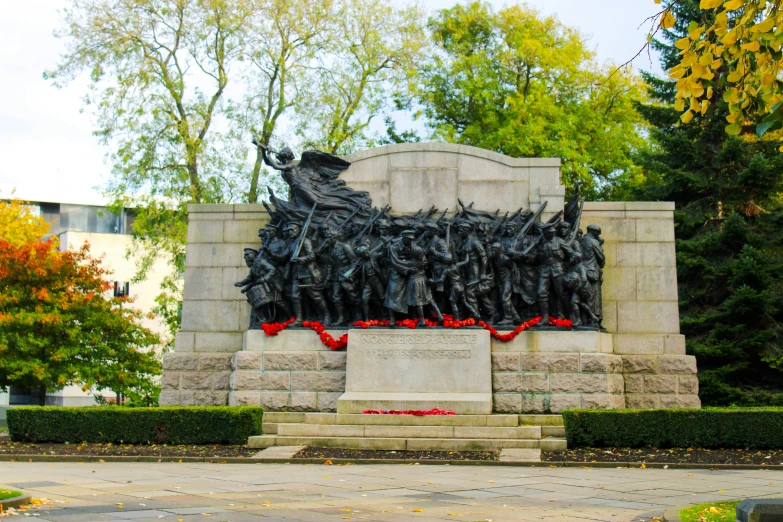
<box><xmin>341</xmin><ymin>143</ymin><xmax>565</xmax><ymax>221</ymax></box>
<box><xmin>583</xmin><ymin>202</ymin><xmax>700</xmax><ymax>409</ymax></box>
<box><xmin>159</xmin><ymin>143</ymin><xmax>700</xmax><ymax>411</ymax></box>
<box><xmin>159</xmin><ymin>204</ymin><xmax>269</xmax><ymax>407</ymax></box>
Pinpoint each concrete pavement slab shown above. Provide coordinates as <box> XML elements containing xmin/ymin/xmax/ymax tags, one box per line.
<box><xmin>3</xmin><ymin>462</ymin><xmax>783</xmax><ymax>521</ymax></box>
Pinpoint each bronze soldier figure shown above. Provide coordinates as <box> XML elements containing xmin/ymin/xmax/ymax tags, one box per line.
<box><xmin>536</xmin><ymin>224</ymin><xmax>574</xmax><ymax>323</ymax></box>
<box><xmin>266</xmin><ymin>222</ymin><xmax>331</xmax><ymax>327</ymax></box>
<box><xmin>259</xmin><ymin>223</ymin><xmax>293</xmax><ymax>319</ymax></box>
<box><xmin>323</xmin><ymin>227</ymin><xmax>361</xmax><ymax>325</ymax></box>
<box><xmin>456</xmin><ymin>222</ymin><xmax>496</xmax><ymax>323</ymax></box>
<box><xmin>235</xmin><ymin>248</ymin><xmax>277</xmax><ymax>328</ymax></box>
<box><xmin>580</xmin><ymin>224</ymin><xmax>606</xmax><ymax>325</ymax></box>
<box><xmin>385</xmin><ymin>230</ymin><xmax>444</xmax><ymax>327</ymax></box>
<box><xmin>563</xmin><ymin>252</ymin><xmax>599</xmax><ymax>327</ymax></box>
<box><xmin>491</xmin><ymin>222</ymin><xmax>523</xmax><ymax>325</ymax></box>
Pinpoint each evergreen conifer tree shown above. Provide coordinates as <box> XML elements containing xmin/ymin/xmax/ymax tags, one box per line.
<box><xmin>634</xmin><ymin>0</ymin><xmax>783</xmax><ymax>405</ymax></box>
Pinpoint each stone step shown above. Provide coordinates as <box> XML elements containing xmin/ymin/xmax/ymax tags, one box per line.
<box><xmin>519</xmin><ymin>414</ymin><xmax>564</xmax><ymax>426</ymax></box>
<box><xmin>542</xmin><ymin>426</ymin><xmax>566</xmax><ymax>438</ymax></box>
<box><xmin>263</xmin><ymin>414</ymin><xmax>565</xmax><ymax>438</ymax></box>
<box><xmin>263</xmin><ymin>412</ymin><xmax>565</xmax><ymax>426</ymax></box>
<box><xmin>276</xmin><ymin>423</ymin><xmax>542</xmax><ymax>439</ymax></box>
<box><xmin>248</xmin><ymin>435</ymin><xmax>567</xmax><ymax>452</ymax></box>
<box><xmin>337</xmin><ymin>392</ymin><xmax>492</xmax><ymax>415</ymax></box>
<box><xmin>263</xmin><ymin>412</ymin><xmax>306</xmax><ymax>424</ymax></box>
<box><xmin>302</xmin><ymin>413</ymin><xmax>521</xmax><ymax>427</ymax></box>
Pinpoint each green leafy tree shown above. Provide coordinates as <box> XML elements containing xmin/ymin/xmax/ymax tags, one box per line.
<box><xmin>46</xmin><ymin>0</ymin><xmax>255</xmax><ymax>339</ymax></box>
<box><xmin>298</xmin><ymin>0</ymin><xmax>427</xmax><ymax>154</ymax></box>
<box><xmin>632</xmin><ymin>0</ymin><xmax>783</xmax><ymax>405</ymax></box>
<box><xmin>0</xmin><ymin>239</ymin><xmax>162</xmax><ymax>406</ymax></box>
<box><xmin>229</xmin><ymin>0</ymin><xmax>334</xmax><ymax>203</ymax></box>
<box><xmin>418</xmin><ymin>1</ymin><xmax>648</xmax><ymax>197</ymax></box>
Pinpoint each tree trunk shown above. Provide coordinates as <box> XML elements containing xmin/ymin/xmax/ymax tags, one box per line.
<box><xmin>247</xmin><ymin>146</ymin><xmax>264</xmax><ymax>204</ymax></box>
<box><xmin>38</xmin><ymin>384</ymin><xmax>46</xmax><ymax>406</ymax></box>
<box><xmin>186</xmin><ymin>148</ymin><xmax>203</xmax><ymax>203</ymax></box>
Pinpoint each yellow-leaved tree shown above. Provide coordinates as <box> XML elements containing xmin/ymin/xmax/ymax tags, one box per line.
<box><xmin>0</xmin><ymin>195</ymin><xmax>52</xmax><ymax>247</ymax></box>
<box><xmin>654</xmin><ymin>0</ymin><xmax>783</xmax><ymax>140</ymax></box>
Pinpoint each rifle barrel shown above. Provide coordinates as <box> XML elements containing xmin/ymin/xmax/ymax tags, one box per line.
<box><xmin>292</xmin><ymin>203</ymin><xmax>317</xmax><ymax>260</ymax></box>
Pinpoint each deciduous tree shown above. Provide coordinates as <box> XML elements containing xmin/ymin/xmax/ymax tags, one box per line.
<box><xmin>0</xmin><ymin>195</ymin><xmax>52</xmax><ymax>247</ymax></box>
<box><xmin>298</xmin><ymin>0</ymin><xmax>427</xmax><ymax>154</ymax></box>
<box><xmin>230</xmin><ymin>0</ymin><xmax>333</xmax><ymax>203</ymax></box>
<box><xmin>0</xmin><ymin>239</ymin><xmax>161</xmax><ymax>406</ymax></box>
<box><xmin>653</xmin><ymin>0</ymin><xmax>783</xmax><ymax>139</ymax></box>
<box><xmin>46</xmin><ymin>0</ymin><xmax>257</xmax><ymax>338</ymax></box>
<box><xmin>418</xmin><ymin>1</ymin><xmax>648</xmax><ymax>196</ymax></box>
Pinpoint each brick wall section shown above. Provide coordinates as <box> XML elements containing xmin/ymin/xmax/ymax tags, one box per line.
<box><xmin>159</xmin><ymin>204</ymin><xmax>269</xmax><ymax>406</ymax></box>
<box><xmin>583</xmin><ymin>202</ymin><xmax>700</xmax><ymax>409</ymax></box>
<box><xmin>227</xmin><ymin>330</ymin><xmax>347</xmax><ymax>412</ymax></box>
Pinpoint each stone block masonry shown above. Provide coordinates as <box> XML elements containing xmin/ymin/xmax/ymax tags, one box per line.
<box><xmin>159</xmin><ymin>143</ymin><xmax>700</xmax><ymax>411</ymax></box>
<box><xmin>159</xmin><ymin>204</ymin><xmax>270</xmax><ymax>407</ymax></box>
<box><xmin>226</xmin><ymin>330</ymin><xmax>347</xmax><ymax>412</ymax></box>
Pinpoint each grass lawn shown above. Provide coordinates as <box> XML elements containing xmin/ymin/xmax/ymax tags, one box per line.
<box><xmin>679</xmin><ymin>500</ymin><xmax>740</xmax><ymax>522</ymax></box>
<box><xmin>0</xmin><ymin>489</ymin><xmax>22</xmax><ymax>501</ymax></box>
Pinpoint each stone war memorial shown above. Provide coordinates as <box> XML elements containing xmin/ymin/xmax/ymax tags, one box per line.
<box><xmin>160</xmin><ymin>142</ymin><xmax>700</xmax><ymax>451</ymax></box>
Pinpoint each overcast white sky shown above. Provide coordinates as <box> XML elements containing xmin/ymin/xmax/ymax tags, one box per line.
<box><xmin>0</xmin><ymin>1</ymin><xmax>662</xmax><ymax>206</ymax></box>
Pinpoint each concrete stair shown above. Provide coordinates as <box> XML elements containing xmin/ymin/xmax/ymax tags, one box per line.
<box><xmin>250</xmin><ymin>412</ymin><xmax>567</xmax><ymax>452</ymax></box>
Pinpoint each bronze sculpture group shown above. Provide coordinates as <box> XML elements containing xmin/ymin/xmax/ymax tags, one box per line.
<box><xmin>237</xmin><ymin>145</ymin><xmax>605</xmax><ymax>330</ymax></box>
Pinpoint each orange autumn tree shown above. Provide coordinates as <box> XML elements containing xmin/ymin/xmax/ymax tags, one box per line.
<box><xmin>0</xmin><ymin>238</ymin><xmax>161</xmax><ymax>405</ymax></box>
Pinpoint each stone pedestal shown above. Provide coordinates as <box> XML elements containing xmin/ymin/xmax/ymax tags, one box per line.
<box><xmin>338</xmin><ymin>329</ymin><xmax>492</xmax><ymax>414</ymax></box>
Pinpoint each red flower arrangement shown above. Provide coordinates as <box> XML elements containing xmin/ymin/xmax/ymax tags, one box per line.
<box><xmin>260</xmin><ymin>314</ymin><xmax>574</xmax><ymax>350</ymax></box>
<box><xmin>261</xmin><ymin>317</ymin><xmax>295</xmax><ymax>336</ymax></box>
<box><xmin>549</xmin><ymin>317</ymin><xmax>573</xmax><ymax>330</ymax></box>
<box><xmin>362</xmin><ymin>408</ymin><xmax>456</xmax><ymax>416</ymax></box>
<box><xmin>479</xmin><ymin>316</ymin><xmax>543</xmax><ymax>342</ymax></box>
<box><xmin>353</xmin><ymin>319</ymin><xmax>390</xmax><ymax>328</ymax></box>
<box><xmin>302</xmin><ymin>321</ymin><xmax>348</xmax><ymax>351</ymax></box>
<box><xmin>442</xmin><ymin>316</ymin><xmax>476</xmax><ymax>328</ymax></box>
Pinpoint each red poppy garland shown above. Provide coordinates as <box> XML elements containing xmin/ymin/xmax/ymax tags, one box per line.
<box><xmin>261</xmin><ymin>317</ymin><xmax>295</xmax><ymax>336</ymax></box>
<box><xmin>362</xmin><ymin>408</ymin><xmax>456</xmax><ymax>416</ymax></box>
<box><xmin>548</xmin><ymin>317</ymin><xmax>573</xmax><ymax>329</ymax></box>
<box><xmin>479</xmin><ymin>316</ymin><xmax>543</xmax><ymax>342</ymax></box>
<box><xmin>260</xmin><ymin>314</ymin><xmax>573</xmax><ymax>350</ymax></box>
<box><xmin>302</xmin><ymin>321</ymin><xmax>348</xmax><ymax>351</ymax></box>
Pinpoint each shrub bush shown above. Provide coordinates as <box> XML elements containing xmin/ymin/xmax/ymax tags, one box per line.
<box><xmin>563</xmin><ymin>408</ymin><xmax>783</xmax><ymax>449</ymax></box>
<box><xmin>7</xmin><ymin>406</ymin><xmax>263</xmax><ymax>445</ymax></box>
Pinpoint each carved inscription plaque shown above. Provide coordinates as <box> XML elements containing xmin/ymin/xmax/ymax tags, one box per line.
<box><xmin>361</xmin><ymin>332</ymin><xmax>477</xmax><ymax>361</ymax></box>
<box><xmin>344</xmin><ymin>329</ymin><xmax>491</xmax><ymax>394</ymax></box>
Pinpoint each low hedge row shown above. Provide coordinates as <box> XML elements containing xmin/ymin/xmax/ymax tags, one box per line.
<box><xmin>7</xmin><ymin>406</ymin><xmax>264</xmax><ymax>445</ymax></box>
<box><xmin>563</xmin><ymin>408</ymin><xmax>783</xmax><ymax>449</ymax></box>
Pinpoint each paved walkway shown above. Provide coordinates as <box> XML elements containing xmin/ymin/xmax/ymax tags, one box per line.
<box><xmin>2</xmin><ymin>462</ymin><xmax>783</xmax><ymax>521</ymax></box>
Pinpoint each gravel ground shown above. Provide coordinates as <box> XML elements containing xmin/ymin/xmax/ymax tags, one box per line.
<box><xmin>0</xmin><ymin>441</ymin><xmax>257</xmax><ymax>457</ymax></box>
<box><xmin>543</xmin><ymin>447</ymin><xmax>783</xmax><ymax>465</ymax></box>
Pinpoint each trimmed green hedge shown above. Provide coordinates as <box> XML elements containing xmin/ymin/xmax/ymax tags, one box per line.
<box><xmin>563</xmin><ymin>408</ymin><xmax>783</xmax><ymax>449</ymax></box>
<box><xmin>7</xmin><ymin>406</ymin><xmax>263</xmax><ymax>445</ymax></box>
